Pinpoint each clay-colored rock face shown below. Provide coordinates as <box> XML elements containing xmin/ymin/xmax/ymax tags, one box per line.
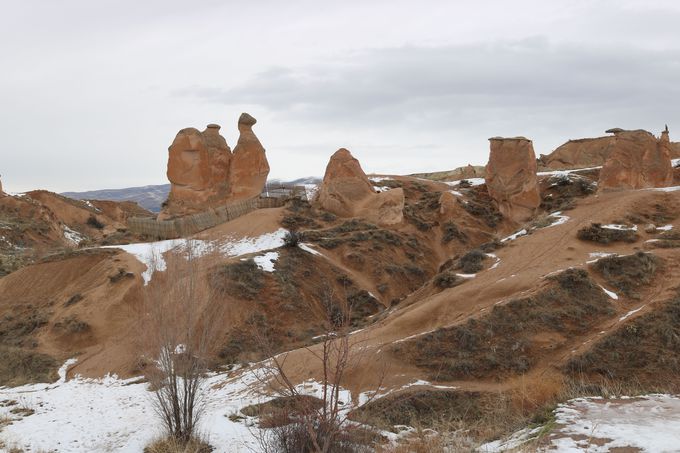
<box><xmin>358</xmin><ymin>188</ymin><xmax>405</xmax><ymax>226</ymax></box>
<box><xmin>228</xmin><ymin>113</ymin><xmax>270</xmax><ymax>200</ymax></box>
<box><xmin>541</xmin><ymin>130</ymin><xmax>680</xmax><ymax>171</ymax></box>
<box><xmin>160</xmin><ymin>113</ymin><xmax>270</xmax><ymax>219</ymax></box>
<box><xmin>485</xmin><ymin>137</ymin><xmax>541</xmax><ymax>223</ymax></box>
<box><xmin>539</xmin><ymin>136</ymin><xmax>614</xmax><ymax>170</ymax></box>
<box><xmin>598</xmin><ymin>128</ymin><xmax>673</xmax><ymax>191</ymax></box>
<box><xmin>316</xmin><ymin>149</ymin><xmax>376</xmax><ymax>217</ymax></box>
<box><xmin>161</xmin><ymin>124</ymin><xmax>232</xmax><ymax>219</ymax></box>
<box><xmin>315</xmin><ymin>148</ymin><xmax>403</xmax><ymax>226</ymax></box>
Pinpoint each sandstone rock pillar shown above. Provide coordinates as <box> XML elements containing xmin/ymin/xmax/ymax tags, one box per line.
<box><xmin>485</xmin><ymin>137</ymin><xmax>540</xmax><ymax>223</ymax></box>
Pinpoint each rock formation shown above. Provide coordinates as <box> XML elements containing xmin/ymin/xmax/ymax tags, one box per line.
<box><xmin>485</xmin><ymin>137</ymin><xmax>541</xmax><ymax>223</ymax></box>
<box><xmin>315</xmin><ymin>148</ymin><xmax>404</xmax><ymax>226</ymax></box>
<box><xmin>228</xmin><ymin>113</ymin><xmax>270</xmax><ymax>201</ymax></box>
<box><xmin>159</xmin><ymin>113</ymin><xmax>270</xmax><ymax>219</ymax></box>
<box><xmin>540</xmin><ymin>128</ymin><xmax>680</xmax><ymax>171</ymax></box>
<box><xmin>598</xmin><ymin>127</ymin><xmax>673</xmax><ymax>191</ymax></box>
<box><xmin>539</xmin><ymin>136</ymin><xmax>614</xmax><ymax>170</ymax></box>
<box><xmin>0</xmin><ymin>176</ymin><xmax>5</xmax><ymax>197</ymax></box>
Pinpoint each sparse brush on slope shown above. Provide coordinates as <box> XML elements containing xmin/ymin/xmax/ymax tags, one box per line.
<box><xmin>393</xmin><ymin>269</ymin><xmax>614</xmax><ymax>380</ymax></box>
<box><xmin>592</xmin><ymin>251</ymin><xmax>658</xmax><ymax>298</ymax></box>
<box><xmin>577</xmin><ymin>223</ymin><xmax>639</xmax><ymax>244</ymax></box>
<box><xmin>567</xmin><ymin>291</ymin><xmax>680</xmax><ymax>389</ymax></box>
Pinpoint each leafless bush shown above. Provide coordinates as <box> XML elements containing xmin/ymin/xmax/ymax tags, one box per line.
<box><xmin>141</xmin><ymin>242</ymin><xmax>224</xmax><ymax>447</ymax></box>
<box><xmin>253</xmin><ymin>290</ymin><xmax>384</xmax><ymax>453</ymax></box>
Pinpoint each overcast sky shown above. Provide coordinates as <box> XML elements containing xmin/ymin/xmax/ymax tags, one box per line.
<box><xmin>2</xmin><ymin>0</ymin><xmax>680</xmax><ymax>193</ymax></box>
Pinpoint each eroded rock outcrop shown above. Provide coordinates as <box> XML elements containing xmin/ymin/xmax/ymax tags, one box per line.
<box><xmin>160</xmin><ymin>124</ymin><xmax>232</xmax><ymax>219</ymax></box>
<box><xmin>539</xmin><ymin>136</ymin><xmax>614</xmax><ymax>170</ymax></box>
<box><xmin>485</xmin><ymin>137</ymin><xmax>540</xmax><ymax>223</ymax></box>
<box><xmin>0</xmin><ymin>176</ymin><xmax>5</xmax><ymax>197</ymax></box>
<box><xmin>315</xmin><ymin>148</ymin><xmax>404</xmax><ymax>226</ymax></box>
<box><xmin>228</xmin><ymin>113</ymin><xmax>270</xmax><ymax>201</ymax></box>
<box><xmin>541</xmin><ymin>129</ymin><xmax>680</xmax><ymax>171</ymax></box>
<box><xmin>159</xmin><ymin>113</ymin><xmax>269</xmax><ymax>219</ymax></box>
<box><xmin>598</xmin><ymin>127</ymin><xmax>673</xmax><ymax>191</ymax></box>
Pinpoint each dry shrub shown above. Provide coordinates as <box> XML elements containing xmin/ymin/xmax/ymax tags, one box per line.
<box><xmin>393</xmin><ymin>269</ymin><xmax>614</xmax><ymax>380</ymax></box>
<box><xmin>577</xmin><ymin>223</ymin><xmax>638</xmax><ymax>244</ymax></box>
<box><xmin>433</xmin><ymin>272</ymin><xmax>462</xmax><ymax>289</ymax></box>
<box><xmin>252</xmin><ymin>291</ymin><xmax>385</xmax><ymax>453</ymax></box>
<box><xmin>144</xmin><ymin>436</ymin><xmax>213</xmax><ymax>453</ymax></box>
<box><xmin>0</xmin><ymin>346</ymin><xmax>58</xmax><ymax>386</ymax></box>
<box><xmin>209</xmin><ymin>259</ymin><xmax>265</xmax><ymax>300</ymax></box>
<box><xmin>591</xmin><ymin>251</ymin><xmax>658</xmax><ymax>298</ymax></box>
<box><xmin>441</xmin><ymin>222</ymin><xmax>467</xmax><ymax>244</ymax></box>
<box><xmin>566</xmin><ymin>291</ymin><xmax>680</xmax><ymax>388</ymax></box>
<box><xmin>457</xmin><ymin>249</ymin><xmax>486</xmax><ymax>274</ymax></box>
<box><xmin>141</xmin><ymin>244</ymin><xmax>225</xmax><ymax>447</ymax></box>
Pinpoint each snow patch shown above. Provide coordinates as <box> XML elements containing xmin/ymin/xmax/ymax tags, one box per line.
<box><xmin>444</xmin><ymin>178</ymin><xmax>485</xmax><ymax>187</ymax></box>
<box><xmin>0</xmin><ymin>361</ymin><xmax>266</xmax><ymax>452</ymax></box>
<box><xmin>619</xmin><ymin>305</ymin><xmax>645</xmax><ymax>322</ymax></box>
<box><xmin>103</xmin><ymin>229</ymin><xmax>287</xmax><ymax>285</ymax></box>
<box><xmin>650</xmin><ymin>185</ymin><xmax>680</xmax><ymax>192</ymax></box>
<box><xmin>657</xmin><ymin>224</ymin><xmax>674</xmax><ymax>231</ymax></box>
<box><xmin>537</xmin><ymin>165</ymin><xmax>602</xmax><ymax>176</ymax></box>
<box><xmin>548</xmin><ymin>394</ymin><xmax>680</xmax><ymax>452</ymax></box>
<box><xmin>600</xmin><ymin>286</ymin><xmax>619</xmax><ymax>300</ymax></box>
<box><xmin>62</xmin><ymin>226</ymin><xmax>85</xmax><ymax>245</ymax></box>
<box><xmin>501</xmin><ymin>229</ymin><xmax>527</xmax><ymax>242</ymax></box>
<box><xmin>546</xmin><ymin>211</ymin><xmax>569</xmax><ymax>227</ymax></box>
<box><xmin>304</xmin><ymin>183</ymin><xmax>319</xmax><ymax>201</ymax></box>
<box><xmin>601</xmin><ymin>224</ymin><xmax>638</xmax><ymax>231</ymax></box>
<box><xmin>253</xmin><ymin>252</ymin><xmax>278</xmax><ymax>272</ymax></box>
<box><xmin>299</xmin><ymin>242</ymin><xmax>322</xmax><ymax>256</ymax></box>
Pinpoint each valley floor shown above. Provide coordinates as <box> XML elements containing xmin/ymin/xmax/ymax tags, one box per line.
<box><xmin>2</xmin><ymin>359</ymin><xmax>679</xmax><ymax>452</ymax></box>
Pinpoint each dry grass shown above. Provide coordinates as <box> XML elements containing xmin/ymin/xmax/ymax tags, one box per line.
<box><xmin>577</xmin><ymin>223</ymin><xmax>638</xmax><ymax>244</ymax></box>
<box><xmin>143</xmin><ymin>437</ymin><xmax>213</xmax><ymax>453</ymax></box>
<box><xmin>0</xmin><ymin>346</ymin><xmax>58</xmax><ymax>386</ymax></box>
<box><xmin>591</xmin><ymin>251</ymin><xmax>658</xmax><ymax>298</ymax></box>
<box><xmin>566</xmin><ymin>291</ymin><xmax>680</xmax><ymax>388</ymax></box>
<box><xmin>394</xmin><ymin>269</ymin><xmax>614</xmax><ymax>380</ymax></box>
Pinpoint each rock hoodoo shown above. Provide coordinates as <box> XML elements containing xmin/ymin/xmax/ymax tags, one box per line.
<box><xmin>0</xmin><ymin>176</ymin><xmax>5</xmax><ymax>197</ymax></box>
<box><xmin>485</xmin><ymin>137</ymin><xmax>541</xmax><ymax>223</ymax></box>
<box><xmin>315</xmin><ymin>148</ymin><xmax>404</xmax><ymax>226</ymax></box>
<box><xmin>598</xmin><ymin>127</ymin><xmax>673</xmax><ymax>191</ymax></box>
<box><xmin>228</xmin><ymin>113</ymin><xmax>271</xmax><ymax>201</ymax></box>
<box><xmin>159</xmin><ymin>113</ymin><xmax>269</xmax><ymax>219</ymax></box>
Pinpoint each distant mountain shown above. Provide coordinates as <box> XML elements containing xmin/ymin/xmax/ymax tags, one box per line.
<box><xmin>62</xmin><ymin>184</ymin><xmax>170</xmax><ymax>213</ymax></box>
<box><xmin>61</xmin><ymin>177</ymin><xmax>322</xmax><ymax>213</ymax></box>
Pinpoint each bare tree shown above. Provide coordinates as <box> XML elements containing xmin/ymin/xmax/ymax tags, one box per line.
<box><xmin>141</xmin><ymin>241</ymin><xmax>224</xmax><ymax>445</ymax></box>
<box><xmin>254</xmin><ymin>288</ymin><xmax>385</xmax><ymax>453</ymax></box>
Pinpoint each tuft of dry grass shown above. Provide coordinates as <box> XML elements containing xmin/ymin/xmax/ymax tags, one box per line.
<box><xmin>143</xmin><ymin>437</ymin><xmax>213</xmax><ymax>453</ymax></box>
<box><xmin>394</xmin><ymin>268</ymin><xmax>614</xmax><ymax>380</ymax></box>
<box><xmin>591</xmin><ymin>251</ymin><xmax>658</xmax><ymax>298</ymax></box>
<box><xmin>577</xmin><ymin>223</ymin><xmax>638</xmax><ymax>244</ymax></box>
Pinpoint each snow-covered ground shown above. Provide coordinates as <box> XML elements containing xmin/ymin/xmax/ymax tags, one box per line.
<box><xmin>102</xmin><ymin>229</ymin><xmax>288</xmax><ymax>284</ymax></box>
<box><xmin>62</xmin><ymin>225</ymin><xmax>86</xmax><ymax>245</ymax></box>
<box><xmin>0</xmin><ymin>357</ymin><xmax>458</xmax><ymax>453</ymax></box>
<box><xmin>0</xmin><ymin>361</ymin><xmax>265</xmax><ymax>452</ymax></box>
<box><xmin>481</xmin><ymin>394</ymin><xmax>680</xmax><ymax>452</ymax></box>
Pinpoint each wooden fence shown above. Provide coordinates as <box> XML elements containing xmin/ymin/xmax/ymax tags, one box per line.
<box><xmin>127</xmin><ymin>187</ymin><xmax>307</xmax><ymax>240</ymax></box>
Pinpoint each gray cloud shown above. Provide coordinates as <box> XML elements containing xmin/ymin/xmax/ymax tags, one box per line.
<box><xmin>3</xmin><ymin>0</ymin><xmax>680</xmax><ymax>191</ymax></box>
<box><xmin>179</xmin><ymin>39</ymin><xmax>680</xmax><ymax>130</ymax></box>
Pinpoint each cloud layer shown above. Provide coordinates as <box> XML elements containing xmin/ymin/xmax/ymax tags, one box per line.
<box><xmin>1</xmin><ymin>0</ymin><xmax>680</xmax><ymax>191</ymax></box>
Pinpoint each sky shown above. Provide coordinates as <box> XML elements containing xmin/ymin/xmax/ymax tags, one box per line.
<box><xmin>2</xmin><ymin>0</ymin><xmax>680</xmax><ymax>193</ymax></box>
